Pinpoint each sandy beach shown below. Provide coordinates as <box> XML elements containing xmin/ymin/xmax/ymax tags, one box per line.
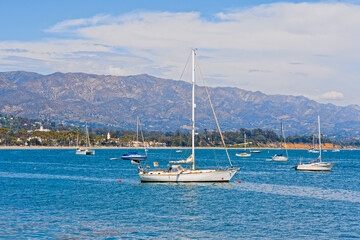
<box><xmin>0</xmin><ymin>142</ymin><xmax>349</xmax><ymax>150</ymax></box>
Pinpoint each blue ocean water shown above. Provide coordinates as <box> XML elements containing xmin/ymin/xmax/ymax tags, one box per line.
<box><xmin>0</xmin><ymin>148</ymin><xmax>359</xmax><ymax>239</ymax></box>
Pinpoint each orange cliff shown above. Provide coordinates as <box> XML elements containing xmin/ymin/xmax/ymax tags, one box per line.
<box><xmin>285</xmin><ymin>143</ymin><xmax>340</xmax><ymax>150</ymax></box>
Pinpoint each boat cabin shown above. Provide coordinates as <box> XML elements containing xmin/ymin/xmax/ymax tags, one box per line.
<box><xmin>168</xmin><ymin>165</ymin><xmax>184</xmax><ymax>173</ymax></box>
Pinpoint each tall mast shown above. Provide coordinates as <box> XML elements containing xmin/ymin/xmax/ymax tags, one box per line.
<box><xmin>280</xmin><ymin>122</ymin><xmax>283</xmax><ymax>154</ymax></box>
<box><xmin>85</xmin><ymin>124</ymin><xmax>88</xmax><ymax>148</ymax></box>
<box><xmin>76</xmin><ymin>133</ymin><xmax>79</xmax><ymax>147</ymax></box>
<box><xmin>318</xmin><ymin>115</ymin><xmax>322</xmax><ymax>162</ymax></box>
<box><xmin>136</xmin><ymin>116</ymin><xmax>139</xmax><ymax>147</ymax></box>
<box><xmin>244</xmin><ymin>133</ymin><xmax>247</xmax><ymax>150</ymax></box>
<box><xmin>313</xmin><ymin>135</ymin><xmax>315</xmax><ymax>149</ymax></box>
<box><xmin>191</xmin><ymin>49</ymin><xmax>196</xmax><ymax>170</ymax></box>
<box><xmin>86</xmin><ymin>124</ymin><xmax>91</xmax><ymax>148</ymax></box>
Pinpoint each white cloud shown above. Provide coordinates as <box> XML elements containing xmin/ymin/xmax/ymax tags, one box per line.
<box><xmin>306</xmin><ymin>90</ymin><xmax>345</xmax><ymax>102</ymax></box>
<box><xmin>46</xmin><ymin>14</ymin><xmax>112</xmax><ymax>33</ymax></box>
<box><xmin>1</xmin><ymin>3</ymin><xmax>360</xmax><ymax>106</ymax></box>
<box><xmin>320</xmin><ymin>91</ymin><xmax>344</xmax><ymax>100</ymax></box>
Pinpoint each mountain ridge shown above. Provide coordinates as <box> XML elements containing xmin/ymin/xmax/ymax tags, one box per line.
<box><xmin>0</xmin><ymin>70</ymin><xmax>359</xmax><ymax>139</ymax></box>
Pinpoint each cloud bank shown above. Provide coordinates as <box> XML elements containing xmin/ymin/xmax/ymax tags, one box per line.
<box><xmin>1</xmin><ymin>2</ymin><xmax>360</xmax><ymax>106</ymax></box>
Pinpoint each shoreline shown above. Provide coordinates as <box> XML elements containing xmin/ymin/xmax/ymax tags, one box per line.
<box><xmin>0</xmin><ymin>145</ymin><xmax>354</xmax><ymax>150</ymax></box>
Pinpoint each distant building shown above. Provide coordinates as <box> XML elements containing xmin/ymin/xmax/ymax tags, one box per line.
<box><xmin>107</xmin><ymin>132</ymin><xmax>111</xmax><ymax>140</ymax></box>
<box><xmin>36</xmin><ymin>125</ymin><xmax>50</xmax><ymax>132</ymax></box>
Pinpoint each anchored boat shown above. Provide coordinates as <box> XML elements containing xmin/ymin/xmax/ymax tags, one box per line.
<box><xmin>122</xmin><ymin>117</ymin><xmax>147</xmax><ymax>163</ymax></box>
<box><xmin>236</xmin><ymin>133</ymin><xmax>251</xmax><ymax>157</ymax></box>
<box><xmin>76</xmin><ymin>124</ymin><xmax>95</xmax><ymax>155</ymax></box>
<box><xmin>272</xmin><ymin>122</ymin><xmax>288</xmax><ymax>162</ymax></box>
<box><xmin>136</xmin><ymin>50</ymin><xmax>238</xmax><ymax>182</ymax></box>
<box><xmin>295</xmin><ymin>116</ymin><xmax>334</xmax><ymax>171</ymax></box>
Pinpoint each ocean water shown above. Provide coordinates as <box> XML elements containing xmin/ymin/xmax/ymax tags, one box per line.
<box><xmin>0</xmin><ymin>148</ymin><xmax>359</xmax><ymax>239</ymax></box>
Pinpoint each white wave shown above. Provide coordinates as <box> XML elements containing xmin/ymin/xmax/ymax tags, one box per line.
<box><xmin>0</xmin><ymin>172</ymin><xmax>118</xmax><ymax>182</ymax></box>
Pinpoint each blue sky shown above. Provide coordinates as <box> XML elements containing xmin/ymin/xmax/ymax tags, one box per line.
<box><xmin>1</xmin><ymin>0</ymin><xmax>360</xmax><ymax>106</ymax></box>
<box><xmin>0</xmin><ymin>0</ymin><xmax>319</xmax><ymax>41</ymax></box>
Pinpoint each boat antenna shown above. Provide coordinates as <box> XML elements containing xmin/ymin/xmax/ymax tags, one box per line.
<box><xmin>318</xmin><ymin>115</ymin><xmax>322</xmax><ymax>162</ymax></box>
<box><xmin>138</xmin><ymin>117</ymin><xmax>147</xmax><ymax>155</ymax></box>
<box><xmin>136</xmin><ymin>116</ymin><xmax>139</xmax><ymax>148</ymax></box>
<box><xmin>196</xmin><ymin>55</ymin><xmax>234</xmax><ymax>168</ymax></box>
<box><xmin>283</xmin><ymin>123</ymin><xmax>288</xmax><ymax>158</ymax></box>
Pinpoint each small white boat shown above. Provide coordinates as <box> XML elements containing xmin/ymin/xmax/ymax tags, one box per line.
<box><xmin>76</xmin><ymin>147</ymin><xmax>95</xmax><ymax>155</ymax></box>
<box><xmin>121</xmin><ymin>151</ymin><xmax>147</xmax><ymax>161</ymax></box>
<box><xmin>332</xmin><ymin>149</ymin><xmax>340</xmax><ymax>152</ymax></box>
<box><xmin>272</xmin><ymin>122</ymin><xmax>288</xmax><ymax>162</ymax></box>
<box><xmin>308</xmin><ymin>149</ymin><xmax>319</xmax><ymax>153</ymax></box>
<box><xmin>295</xmin><ymin>161</ymin><xmax>334</xmax><ymax>171</ymax></box>
<box><xmin>236</xmin><ymin>151</ymin><xmax>251</xmax><ymax>157</ymax></box>
<box><xmin>236</xmin><ymin>133</ymin><xmax>251</xmax><ymax>157</ymax></box>
<box><xmin>76</xmin><ymin>124</ymin><xmax>95</xmax><ymax>155</ymax></box>
<box><xmin>272</xmin><ymin>154</ymin><xmax>288</xmax><ymax>162</ymax></box>
<box><xmin>122</xmin><ymin>117</ymin><xmax>148</xmax><ymax>162</ymax></box>
<box><xmin>295</xmin><ymin>116</ymin><xmax>334</xmax><ymax>171</ymax></box>
<box><xmin>308</xmin><ymin>135</ymin><xmax>319</xmax><ymax>153</ymax></box>
<box><xmin>250</xmin><ymin>150</ymin><xmax>261</xmax><ymax>153</ymax></box>
<box><xmin>176</xmin><ymin>133</ymin><xmax>183</xmax><ymax>153</ymax></box>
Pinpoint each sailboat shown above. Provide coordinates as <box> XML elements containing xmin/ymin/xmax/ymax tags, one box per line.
<box><xmin>76</xmin><ymin>124</ymin><xmax>95</xmax><ymax>155</ymax></box>
<box><xmin>308</xmin><ymin>135</ymin><xmax>319</xmax><ymax>153</ymax></box>
<box><xmin>136</xmin><ymin>49</ymin><xmax>238</xmax><ymax>182</ymax></box>
<box><xmin>122</xmin><ymin>117</ymin><xmax>148</xmax><ymax>164</ymax></box>
<box><xmin>272</xmin><ymin>122</ymin><xmax>288</xmax><ymax>161</ymax></box>
<box><xmin>250</xmin><ymin>150</ymin><xmax>261</xmax><ymax>153</ymax></box>
<box><xmin>236</xmin><ymin>133</ymin><xmax>251</xmax><ymax>157</ymax></box>
<box><xmin>176</xmin><ymin>132</ymin><xmax>183</xmax><ymax>153</ymax></box>
<box><xmin>294</xmin><ymin>116</ymin><xmax>334</xmax><ymax>171</ymax></box>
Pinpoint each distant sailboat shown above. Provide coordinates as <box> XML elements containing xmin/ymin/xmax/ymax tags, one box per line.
<box><xmin>122</xmin><ymin>117</ymin><xmax>147</xmax><ymax>164</ymax></box>
<box><xmin>308</xmin><ymin>135</ymin><xmax>319</xmax><ymax>153</ymax></box>
<box><xmin>295</xmin><ymin>116</ymin><xmax>334</xmax><ymax>171</ymax></box>
<box><xmin>176</xmin><ymin>132</ymin><xmax>183</xmax><ymax>153</ymax></box>
<box><xmin>250</xmin><ymin>150</ymin><xmax>261</xmax><ymax>153</ymax></box>
<box><xmin>236</xmin><ymin>133</ymin><xmax>251</xmax><ymax>157</ymax></box>
<box><xmin>272</xmin><ymin>122</ymin><xmax>288</xmax><ymax>161</ymax></box>
<box><xmin>76</xmin><ymin>124</ymin><xmax>95</xmax><ymax>155</ymax></box>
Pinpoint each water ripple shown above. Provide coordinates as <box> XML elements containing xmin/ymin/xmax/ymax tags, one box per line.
<box><xmin>0</xmin><ymin>172</ymin><xmax>118</xmax><ymax>183</ymax></box>
<box><xmin>240</xmin><ymin>182</ymin><xmax>360</xmax><ymax>203</ymax></box>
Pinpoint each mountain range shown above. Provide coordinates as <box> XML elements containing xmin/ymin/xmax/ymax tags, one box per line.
<box><xmin>1</xmin><ymin>71</ymin><xmax>359</xmax><ymax>139</ymax></box>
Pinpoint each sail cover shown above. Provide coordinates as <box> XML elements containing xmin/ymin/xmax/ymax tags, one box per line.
<box><xmin>169</xmin><ymin>154</ymin><xmax>194</xmax><ymax>164</ymax></box>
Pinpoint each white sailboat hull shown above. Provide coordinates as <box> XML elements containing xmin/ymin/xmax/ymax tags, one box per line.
<box><xmin>76</xmin><ymin>148</ymin><xmax>95</xmax><ymax>155</ymax></box>
<box><xmin>295</xmin><ymin>162</ymin><xmax>334</xmax><ymax>171</ymax></box>
<box><xmin>308</xmin><ymin>149</ymin><xmax>319</xmax><ymax>153</ymax></box>
<box><xmin>294</xmin><ymin>116</ymin><xmax>334</xmax><ymax>172</ymax></box>
<box><xmin>139</xmin><ymin>169</ymin><xmax>238</xmax><ymax>182</ymax></box>
<box><xmin>236</xmin><ymin>153</ymin><xmax>251</xmax><ymax>157</ymax></box>
<box><xmin>76</xmin><ymin>124</ymin><xmax>94</xmax><ymax>155</ymax></box>
<box><xmin>250</xmin><ymin>150</ymin><xmax>261</xmax><ymax>153</ymax></box>
<box><xmin>272</xmin><ymin>155</ymin><xmax>288</xmax><ymax>161</ymax></box>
